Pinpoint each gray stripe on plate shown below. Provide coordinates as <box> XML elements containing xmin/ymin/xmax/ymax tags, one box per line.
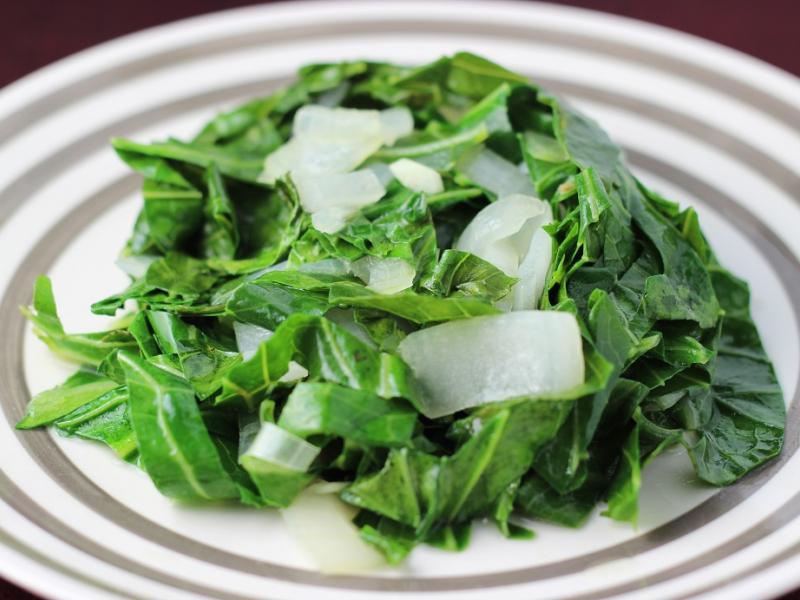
<box><xmin>0</xmin><ymin>522</ymin><xmax>143</xmax><ymax>600</ymax></box>
<box><xmin>0</xmin><ymin>96</ymin><xmax>798</xmax><ymax>595</ymax></box>
<box><xmin>0</xmin><ymin>470</ymin><xmax>262</xmax><ymax>600</ymax></box>
<box><xmin>0</xmin><ymin>77</ymin><xmax>291</xmax><ymax>229</ymax></box>
<box><xmin>1</xmin><ymin>11</ymin><xmax>799</xmax><ymax>147</ymax></box>
<box><xmin>1</xmin><ymin>13</ymin><xmax>800</xmax><ymax>229</ymax></box>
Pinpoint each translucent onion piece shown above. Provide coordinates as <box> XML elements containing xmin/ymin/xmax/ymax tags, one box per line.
<box><xmin>365</xmin><ymin>161</ymin><xmax>395</xmax><ymax>187</ymax></box>
<box><xmin>397</xmin><ymin>311</ymin><xmax>584</xmax><ymax>418</ymax></box>
<box><xmin>233</xmin><ymin>322</ymin><xmax>308</xmax><ymax>381</ymax></box>
<box><xmin>295</xmin><ymin>169</ymin><xmax>386</xmax><ymax>233</ymax></box>
<box><xmin>311</xmin><ymin>207</ymin><xmax>351</xmax><ymax>234</ymax></box>
<box><xmin>250</xmin><ymin>260</ymin><xmax>287</xmax><ymax>279</ymax></box>
<box><xmin>513</xmin><ymin>213</ymin><xmax>553</xmax><ymax>310</ymax></box>
<box><xmin>389</xmin><ymin>159</ymin><xmax>444</xmax><ymax>194</ymax></box>
<box><xmin>456</xmin><ymin>194</ymin><xmax>547</xmax><ymax>275</ymax></box>
<box><xmin>351</xmin><ymin>256</ymin><xmax>415</xmax><ymax>294</ymax></box>
<box><xmin>457</xmin><ymin>146</ymin><xmax>535</xmax><ymax>197</ymax></box>
<box><xmin>297</xmin><ymin>258</ymin><xmax>352</xmax><ymax>276</ymax></box>
<box><xmin>234</xmin><ymin>321</ymin><xmax>272</xmax><ymax>360</ymax></box>
<box><xmin>295</xmin><ymin>169</ymin><xmax>385</xmax><ymax>214</ymax></box>
<box><xmin>261</xmin><ymin>137</ymin><xmax>382</xmax><ymax>184</ymax></box>
<box><xmin>325</xmin><ymin>308</ymin><xmax>376</xmax><ymax>347</ymax></box>
<box><xmin>456</xmin><ymin>193</ymin><xmax>552</xmax><ymax>308</ymax></box>
<box><xmin>293</xmin><ymin>105</ymin><xmax>383</xmax><ymax>141</ymax></box>
<box><xmin>282</xmin><ymin>362</ymin><xmax>311</xmax><ymax>383</ymax></box>
<box><xmin>260</xmin><ymin>136</ymin><xmax>304</xmax><ymax>184</ymax></box>
<box><xmin>241</xmin><ymin>422</ymin><xmax>319</xmax><ymax>473</ymax></box>
<box><xmin>261</xmin><ymin>106</ymin><xmax>414</xmax><ymax>184</ymax></box>
<box><xmin>314</xmin><ymin>82</ymin><xmax>350</xmax><ymax>108</ymax></box>
<box><xmin>379</xmin><ymin>107</ymin><xmax>414</xmax><ymax>145</ymax></box>
<box><xmin>282</xmin><ymin>486</ymin><xmax>384</xmax><ymax>574</ymax></box>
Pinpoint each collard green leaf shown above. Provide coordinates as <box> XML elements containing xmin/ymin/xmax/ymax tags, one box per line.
<box><xmin>423</xmin><ymin>249</ymin><xmax>517</xmax><ymax>301</ymax></box>
<box><xmin>602</xmin><ymin>422</ymin><xmax>641</xmax><ymax>524</ymax></box>
<box><xmin>210</xmin><ymin>179</ymin><xmax>305</xmax><ymax>275</ymax></box>
<box><xmin>226</xmin><ymin>279</ymin><xmax>329</xmax><ymax>331</ymax></box>
<box><xmin>145</xmin><ymin>311</ymin><xmax>241</xmax><ymax>399</ymax></box>
<box><xmin>112</xmin><ymin>137</ymin><xmax>269</xmax><ymax>182</ymax></box>
<box><xmin>342</xmin><ymin>448</ymin><xmax>440</xmax><ymax>529</ymax></box>
<box><xmin>17</xmin><ymin>367</ymin><xmax>118</xmax><ymax>430</ymax></box>
<box><xmin>140</xmin><ymin>179</ymin><xmax>205</xmax><ymax>253</ymax></box>
<box><xmin>681</xmin><ymin>269</ymin><xmax>784</xmax><ymax>485</ymax></box>
<box><xmin>220</xmin><ymin>314</ymin><xmax>421</xmax><ymax>411</ymax></box>
<box><xmin>54</xmin><ymin>387</ymin><xmax>137</xmax><ymax>460</ymax></box>
<box><xmin>279</xmin><ymin>382</ymin><xmax>417</xmax><ymax>447</ymax></box>
<box><xmin>328</xmin><ymin>281</ymin><xmax>499</xmax><ymax>324</ymax></box>
<box><xmin>119</xmin><ymin>352</ymin><xmax>239</xmax><ymax>501</ymax></box>
<box><xmin>23</xmin><ymin>276</ymin><xmax>137</xmax><ymax>366</ymax></box>
<box><xmin>444</xmin><ymin>399</ymin><xmax>572</xmax><ymax>521</ymax></box>
<box><xmin>202</xmin><ymin>164</ymin><xmax>239</xmax><ymax>260</ymax></box>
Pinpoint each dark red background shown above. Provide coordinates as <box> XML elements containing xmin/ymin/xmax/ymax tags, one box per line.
<box><xmin>1</xmin><ymin>1</ymin><xmax>798</xmax><ymax>599</ymax></box>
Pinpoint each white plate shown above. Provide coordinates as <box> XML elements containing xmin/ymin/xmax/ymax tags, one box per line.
<box><xmin>1</xmin><ymin>2</ymin><xmax>799</xmax><ymax>599</ymax></box>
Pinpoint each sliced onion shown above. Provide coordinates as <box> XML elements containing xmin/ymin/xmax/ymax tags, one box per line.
<box><xmin>234</xmin><ymin>322</ymin><xmax>309</xmax><ymax>381</ymax></box>
<box><xmin>310</xmin><ymin>207</ymin><xmax>351</xmax><ymax>234</ymax></box>
<box><xmin>261</xmin><ymin>137</ymin><xmax>383</xmax><ymax>184</ymax></box>
<box><xmin>297</xmin><ymin>258</ymin><xmax>352</xmax><ymax>276</ymax></box>
<box><xmin>324</xmin><ymin>308</ymin><xmax>376</xmax><ymax>347</ymax></box>
<box><xmin>456</xmin><ymin>194</ymin><xmax>546</xmax><ymax>273</ymax></box>
<box><xmin>456</xmin><ymin>193</ymin><xmax>552</xmax><ymax>308</ymax></box>
<box><xmin>457</xmin><ymin>146</ymin><xmax>535</xmax><ymax>197</ymax></box>
<box><xmin>282</xmin><ymin>485</ymin><xmax>384</xmax><ymax>574</ymax></box>
<box><xmin>294</xmin><ymin>105</ymin><xmax>383</xmax><ymax>141</ymax></box>
<box><xmin>295</xmin><ymin>169</ymin><xmax>385</xmax><ymax>213</ymax></box>
<box><xmin>397</xmin><ymin>311</ymin><xmax>584</xmax><ymax>418</ymax></box>
<box><xmin>250</xmin><ymin>260</ymin><xmax>287</xmax><ymax>279</ymax></box>
<box><xmin>379</xmin><ymin>107</ymin><xmax>414</xmax><ymax>145</ymax></box>
<box><xmin>294</xmin><ymin>169</ymin><xmax>386</xmax><ymax>233</ymax></box>
<box><xmin>389</xmin><ymin>159</ymin><xmax>444</xmax><ymax>194</ymax></box>
<box><xmin>260</xmin><ymin>136</ymin><xmax>305</xmax><ymax>184</ymax></box>
<box><xmin>365</xmin><ymin>161</ymin><xmax>395</xmax><ymax>187</ymax></box>
<box><xmin>234</xmin><ymin>321</ymin><xmax>272</xmax><ymax>360</ymax></box>
<box><xmin>314</xmin><ymin>82</ymin><xmax>350</xmax><ymax>108</ymax></box>
<box><xmin>282</xmin><ymin>362</ymin><xmax>310</xmax><ymax>383</ymax></box>
<box><xmin>513</xmin><ymin>220</ymin><xmax>553</xmax><ymax>310</ymax></box>
<box><xmin>351</xmin><ymin>256</ymin><xmax>415</xmax><ymax>294</ymax></box>
<box><xmin>261</xmin><ymin>106</ymin><xmax>414</xmax><ymax>184</ymax></box>
<box><xmin>241</xmin><ymin>422</ymin><xmax>319</xmax><ymax>473</ymax></box>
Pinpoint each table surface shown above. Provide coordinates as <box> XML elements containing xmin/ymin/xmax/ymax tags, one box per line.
<box><xmin>1</xmin><ymin>0</ymin><xmax>798</xmax><ymax>599</ymax></box>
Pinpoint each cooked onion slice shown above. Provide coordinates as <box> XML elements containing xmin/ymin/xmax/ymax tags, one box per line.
<box><xmin>240</xmin><ymin>422</ymin><xmax>319</xmax><ymax>473</ymax></box>
<box><xmin>389</xmin><ymin>159</ymin><xmax>444</xmax><ymax>194</ymax></box>
<box><xmin>234</xmin><ymin>322</ymin><xmax>309</xmax><ymax>381</ymax></box>
<box><xmin>457</xmin><ymin>146</ymin><xmax>535</xmax><ymax>197</ymax></box>
<box><xmin>456</xmin><ymin>193</ymin><xmax>552</xmax><ymax>309</ymax></box>
<box><xmin>379</xmin><ymin>107</ymin><xmax>414</xmax><ymax>145</ymax></box>
<box><xmin>294</xmin><ymin>169</ymin><xmax>386</xmax><ymax>233</ymax></box>
<box><xmin>261</xmin><ymin>136</ymin><xmax>382</xmax><ymax>184</ymax></box>
<box><xmin>397</xmin><ymin>311</ymin><xmax>584</xmax><ymax>418</ymax></box>
<box><xmin>233</xmin><ymin>321</ymin><xmax>272</xmax><ymax>360</ymax></box>
<box><xmin>282</xmin><ymin>484</ymin><xmax>384</xmax><ymax>574</ymax></box>
<box><xmin>261</xmin><ymin>106</ymin><xmax>414</xmax><ymax>183</ymax></box>
<box><xmin>351</xmin><ymin>256</ymin><xmax>415</xmax><ymax>294</ymax></box>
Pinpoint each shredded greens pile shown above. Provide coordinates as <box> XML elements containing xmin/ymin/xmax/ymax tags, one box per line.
<box><xmin>18</xmin><ymin>53</ymin><xmax>784</xmax><ymax>570</ymax></box>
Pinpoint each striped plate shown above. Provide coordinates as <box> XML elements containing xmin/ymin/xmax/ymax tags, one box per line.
<box><xmin>1</xmin><ymin>2</ymin><xmax>799</xmax><ymax>599</ymax></box>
